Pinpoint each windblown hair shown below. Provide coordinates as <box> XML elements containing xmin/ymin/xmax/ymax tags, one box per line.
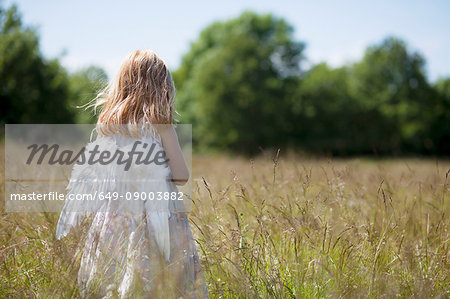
<box><xmin>93</xmin><ymin>50</ymin><xmax>175</xmax><ymax>136</ymax></box>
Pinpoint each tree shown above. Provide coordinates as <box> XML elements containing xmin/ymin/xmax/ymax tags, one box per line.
<box><xmin>428</xmin><ymin>78</ymin><xmax>450</xmax><ymax>154</ymax></box>
<box><xmin>173</xmin><ymin>11</ymin><xmax>304</xmax><ymax>153</ymax></box>
<box><xmin>349</xmin><ymin>36</ymin><xmax>435</xmax><ymax>154</ymax></box>
<box><xmin>0</xmin><ymin>4</ymin><xmax>74</xmax><ymax>123</ymax></box>
<box><xmin>293</xmin><ymin>63</ymin><xmax>375</xmax><ymax>154</ymax></box>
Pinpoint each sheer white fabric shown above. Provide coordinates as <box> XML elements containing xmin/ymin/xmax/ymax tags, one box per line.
<box><xmin>56</xmin><ymin>133</ymin><xmax>208</xmax><ymax>298</ymax></box>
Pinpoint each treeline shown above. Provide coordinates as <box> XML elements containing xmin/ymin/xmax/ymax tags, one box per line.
<box><xmin>0</xmin><ymin>5</ymin><xmax>107</xmax><ymax>125</ymax></box>
<box><xmin>1</xmin><ymin>5</ymin><xmax>449</xmax><ymax>155</ymax></box>
<box><xmin>174</xmin><ymin>11</ymin><xmax>449</xmax><ymax>156</ymax></box>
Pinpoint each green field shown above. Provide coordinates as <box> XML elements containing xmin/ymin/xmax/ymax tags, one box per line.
<box><xmin>1</xmin><ymin>152</ymin><xmax>449</xmax><ymax>298</ymax></box>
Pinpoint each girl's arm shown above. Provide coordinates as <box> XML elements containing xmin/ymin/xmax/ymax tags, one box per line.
<box><xmin>158</xmin><ymin>125</ymin><xmax>190</xmax><ymax>185</ymax></box>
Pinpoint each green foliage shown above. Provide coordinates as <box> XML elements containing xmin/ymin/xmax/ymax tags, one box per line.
<box><xmin>293</xmin><ymin>37</ymin><xmax>442</xmax><ymax>155</ymax></box>
<box><xmin>1</xmin><ymin>4</ymin><xmax>447</xmax><ymax>154</ymax></box>
<box><xmin>68</xmin><ymin>66</ymin><xmax>108</xmax><ymax>124</ymax></box>
<box><xmin>175</xmin><ymin>16</ymin><xmax>449</xmax><ymax>155</ymax></box>
<box><xmin>292</xmin><ymin>63</ymin><xmax>371</xmax><ymax>154</ymax></box>
<box><xmin>350</xmin><ymin>37</ymin><xmax>436</xmax><ymax>154</ymax></box>
<box><xmin>428</xmin><ymin>78</ymin><xmax>450</xmax><ymax>154</ymax></box>
<box><xmin>0</xmin><ymin>5</ymin><xmax>74</xmax><ymax>123</ymax></box>
<box><xmin>174</xmin><ymin>11</ymin><xmax>304</xmax><ymax>153</ymax></box>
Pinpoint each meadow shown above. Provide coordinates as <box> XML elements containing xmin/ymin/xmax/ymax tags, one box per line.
<box><xmin>1</xmin><ymin>150</ymin><xmax>449</xmax><ymax>298</ymax></box>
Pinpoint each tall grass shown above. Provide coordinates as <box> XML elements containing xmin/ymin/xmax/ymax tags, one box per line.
<box><xmin>191</xmin><ymin>155</ymin><xmax>449</xmax><ymax>298</ymax></box>
<box><xmin>1</xmin><ymin>149</ymin><xmax>449</xmax><ymax>298</ymax></box>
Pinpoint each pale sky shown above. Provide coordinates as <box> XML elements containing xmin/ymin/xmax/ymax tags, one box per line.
<box><xmin>5</xmin><ymin>0</ymin><xmax>450</xmax><ymax>82</ymax></box>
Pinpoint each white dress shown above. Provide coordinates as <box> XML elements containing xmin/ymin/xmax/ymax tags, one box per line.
<box><xmin>56</xmin><ymin>131</ymin><xmax>208</xmax><ymax>298</ymax></box>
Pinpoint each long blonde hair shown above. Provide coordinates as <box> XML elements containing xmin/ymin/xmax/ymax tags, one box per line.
<box><xmin>93</xmin><ymin>50</ymin><xmax>175</xmax><ymax>136</ymax></box>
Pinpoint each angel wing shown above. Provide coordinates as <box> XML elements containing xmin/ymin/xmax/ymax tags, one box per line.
<box><xmin>56</xmin><ymin>133</ymin><xmax>172</xmax><ymax>261</ymax></box>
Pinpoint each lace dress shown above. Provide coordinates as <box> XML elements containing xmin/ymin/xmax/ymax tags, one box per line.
<box><xmin>56</xmin><ymin>132</ymin><xmax>208</xmax><ymax>298</ymax></box>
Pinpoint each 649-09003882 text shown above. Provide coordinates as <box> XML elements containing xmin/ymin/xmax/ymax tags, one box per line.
<box><xmin>9</xmin><ymin>191</ymin><xmax>184</xmax><ymax>201</ymax></box>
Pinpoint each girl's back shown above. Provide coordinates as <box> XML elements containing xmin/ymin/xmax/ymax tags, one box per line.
<box><xmin>56</xmin><ymin>50</ymin><xmax>208</xmax><ymax>298</ymax></box>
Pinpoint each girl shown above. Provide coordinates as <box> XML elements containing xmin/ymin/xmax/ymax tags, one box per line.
<box><xmin>56</xmin><ymin>50</ymin><xmax>208</xmax><ymax>298</ymax></box>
